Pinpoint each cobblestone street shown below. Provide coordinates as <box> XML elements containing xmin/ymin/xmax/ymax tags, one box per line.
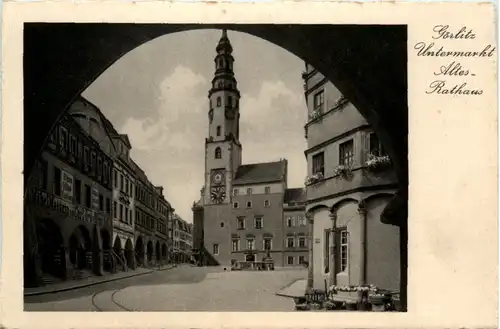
<box><xmin>24</xmin><ymin>266</ymin><xmax>307</xmax><ymax>311</ymax></box>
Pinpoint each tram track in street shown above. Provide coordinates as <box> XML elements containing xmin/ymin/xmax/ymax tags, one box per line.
<box><xmin>91</xmin><ymin>287</ymin><xmax>132</xmax><ymax>312</ymax></box>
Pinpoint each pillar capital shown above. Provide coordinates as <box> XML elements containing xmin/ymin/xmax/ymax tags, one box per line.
<box><xmin>305</xmin><ymin>212</ymin><xmax>314</xmax><ymax>223</ymax></box>
<box><xmin>329</xmin><ymin>211</ymin><xmax>337</xmax><ymax>220</ymax></box>
<box><xmin>358</xmin><ymin>203</ymin><xmax>367</xmax><ymax>215</ymax></box>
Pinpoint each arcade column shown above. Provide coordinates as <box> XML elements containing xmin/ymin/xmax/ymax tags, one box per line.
<box><xmin>306</xmin><ymin>212</ymin><xmax>314</xmax><ymax>291</ymax></box>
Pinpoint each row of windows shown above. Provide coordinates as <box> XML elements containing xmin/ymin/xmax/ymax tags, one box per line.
<box><xmin>285</xmin><ymin>216</ymin><xmax>307</xmax><ymax>227</ymax></box>
<box><xmin>230</xmin><ymin>236</ymin><xmax>307</xmax><ymax>252</ymax></box>
<box><xmin>213</xmin><ymin>236</ymin><xmax>307</xmax><ymax>256</ymax></box>
<box><xmin>48</xmin><ymin>123</ymin><xmax>112</xmax><ymax>188</ymax></box>
<box><xmin>233</xmin><ymin>186</ymin><xmax>271</xmax><ymax>196</ymax></box>
<box><xmin>46</xmin><ymin>164</ymin><xmax>111</xmax><ymax>213</ymax></box>
<box><xmin>113</xmin><ymin>201</ymin><xmax>133</xmax><ymax>225</ymax></box>
<box><xmin>232</xmin><ymin>200</ymin><xmax>271</xmax><ymax>209</ymax></box>
<box><xmin>235</xmin><ymin>216</ymin><xmax>264</xmax><ymax>230</ymax></box>
<box><xmin>135</xmin><ymin>209</ymin><xmax>156</xmax><ymax>231</ymax></box>
<box><xmin>287</xmin><ymin>255</ymin><xmax>307</xmax><ymax>266</ymax></box>
<box><xmin>211</xmin><ymin>94</ymin><xmax>238</xmax><ymax>109</ymax></box>
<box><xmin>312</xmin><ymin>133</ymin><xmax>386</xmax><ymax>176</ymax></box>
<box><xmin>113</xmin><ymin>169</ymin><xmax>134</xmax><ymax>197</ymax></box>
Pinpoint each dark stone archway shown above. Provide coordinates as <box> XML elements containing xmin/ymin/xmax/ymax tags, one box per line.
<box><xmin>36</xmin><ymin>218</ymin><xmax>65</xmax><ymax>278</ymax></box>
<box><xmin>155</xmin><ymin>241</ymin><xmax>161</xmax><ymax>264</ymax></box>
<box><xmin>162</xmin><ymin>243</ymin><xmax>167</xmax><ymax>261</ymax></box>
<box><xmin>135</xmin><ymin>236</ymin><xmax>145</xmax><ymax>267</ymax></box>
<box><xmin>69</xmin><ymin>225</ymin><xmax>92</xmax><ymax>271</ymax></box>
<box><xmin>101</xmin><ymin>229</ymin><xmax>112</xmax><ymax>272</ymax></box>
<box><xmin>23</xmin><ymin>23</ymin><xmax>408</xmax><ymax>308</ymax></box>
<box><xmin>124</xmin><ymin>238</ymin><xmax>135</xmax><ymax>270</ymax></box>
<box><xmin>146</xmin><ymin>241</ymin><xmax>153</xmax><ymax>266</ymax></box>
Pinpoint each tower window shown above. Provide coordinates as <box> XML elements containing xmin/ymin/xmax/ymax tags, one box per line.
<box><xmin>228</xmin><ymin>95</ymin><xmax>232</xmax><ymax>106</ymax></box>
<box><xmin>215</xmin><ymin>147</ymin><xmax>222</xmax><ymax>159</ymax></box>
<box><xmin>216</xmin><ymin>126</ymin><xmax>221</xmax><ymax>136</ymax></box>
<box><xmin>217</xmin><ymin>97</ymin><xmax>221</xmax><ymax>107</ymax></box>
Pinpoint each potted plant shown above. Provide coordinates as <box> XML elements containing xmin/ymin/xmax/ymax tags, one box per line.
<box><xmin>365</xmin><ymin>154</ymin><xmax>391</xmax><ymax>173</ymax></box>
<box><xmin>333</xmin><ymin>165</ymin><xmax>353</xmax><ymax>180</ymax></box>
<box><xmin>308</xmin><ymin>109</ymin><xmax>323</xmax><ymax>122</ymax></box>
<box><xmin>305</xmin><ymin>172</ymin><xmax>324</xmax><ymax>186</ymax></box>
<box><xmin>369</xmin><ymin>293</ymin><xmax>388</xmax><ymax>312</ymax></box>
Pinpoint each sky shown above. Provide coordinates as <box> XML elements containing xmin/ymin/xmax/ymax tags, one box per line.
<box><xmin>83</xmin><ymin>29</ymin><xmax>308</xmax><ymax>223</ymax></box>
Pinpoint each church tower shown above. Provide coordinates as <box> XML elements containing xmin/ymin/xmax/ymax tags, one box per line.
<box><xmin>204</xmin><ymin>29</ymin><xmax>242</xmax><ymax>207</ymax></box>
<box><xmin>203</xmin><ymin>29</ymin><xmax>242</xmax><ymax>265</ymax></box>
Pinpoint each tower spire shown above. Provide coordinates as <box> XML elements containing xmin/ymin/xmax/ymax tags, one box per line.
<box><xmin>216</xmin><ymin>29</ymin><xmax>233</xmax><ymax>54</ymax></box>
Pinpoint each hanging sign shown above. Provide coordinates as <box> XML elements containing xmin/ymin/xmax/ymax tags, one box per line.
<box><xmin>61</xmin><ymin>170</ymin><xmax>74</xmax><ymax>202</ymax></box>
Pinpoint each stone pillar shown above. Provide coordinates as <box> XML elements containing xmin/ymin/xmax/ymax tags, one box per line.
<box><xmin>118</xmin><ymin>248</ymin><xmax>127</xmax><ymax>271</ymax></box>
<box><xmin>64</xmin><ymin>247</ymin><xmax>74</xmax><ymax>280</ymax></box>
<box><xmin>306</xmin><ymin>212</ymin><xmax>314</xmax><ymax>291</ymax></box>
<box><xmin>129</xmin><ymin>249</ymin><xmax>137</xmax><ymax>270</ymax></box>
<box><xmin>358</xmin><ymin>202</ymin><xmax>367</xmax><ymax>286</ymax></box>
<box><xmin>357</xmin><ymin>203</ymin><xmax>368</xmax><ymax>310</ymax></box>
<box><xmin>92</xmin><ymin>224</ymin><xmax>103</xmax><ymax>276</ymax></box>
<box><xmin>329</xmin><ymin>211</ymin><xmax>337</xmax><ymax>288</ymax></box>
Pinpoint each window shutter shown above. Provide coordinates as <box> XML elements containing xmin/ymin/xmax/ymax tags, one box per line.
<box><xmin>361</xmin><ymin>132</ymin><xmax>371</xmax><ymax>164</ymax></box>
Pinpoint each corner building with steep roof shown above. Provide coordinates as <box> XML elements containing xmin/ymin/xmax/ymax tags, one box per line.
<box><xmin>199</xmin><ymin>30</ymin><xmax>308</xmax><ymax>268</ymax></box>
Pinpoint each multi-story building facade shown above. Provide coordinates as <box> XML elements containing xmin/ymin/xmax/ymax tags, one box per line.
<box><xmin>134</xmin><ymin>165</ymin><xmax>168</xmax><ymax>267</ymax></box>
<box><xmin>302</xmin><ymin>62</ymin><xmax>400</xmax><ymax>294</ymax></box>
<box><xmin>198</xmin><ymin>30</ymin><xmax>306</xmax><ymax>268</ymax></box>
<box><xmin>24</xmin><ymin>110</ymin><xmax>114</xmax><ymax>286</ymax></box>
<box><xmin>282</xmin><ymin>188</ymin><xmax>308</xmax><ymax>267</ymax></box>
<box><xmin>69</xmin><ymin>97</ymin><xmax>138</xmax><ymax>272</ymax></box>
<box><xmin>172</xmin><ymin>214</ymin><xmax>192</xmax><ymax>263</ymax></box>
<box><xmin>155</xmin><ymin>186</ymin><xmax>171</xmax><ymax>265</ymax></box>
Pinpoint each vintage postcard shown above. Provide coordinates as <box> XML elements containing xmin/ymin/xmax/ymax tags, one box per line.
<box><xmin>0</xmin><ymin>1</ymin><xmax>497</xmax><ymax>328</ymax></box>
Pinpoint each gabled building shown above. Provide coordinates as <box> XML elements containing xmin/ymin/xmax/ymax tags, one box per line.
<box><xmin>302</xmin><ymin>62</ymin><xmax>400</xmax><ymax>295</ymax></box>
<box><xmin>24</xmin><ymin>106</ymin><xmax>114</xmax><ymax>286</ymax></box>
<box><xmin>69</xmin><ymin>97</ymin><xmax>137</xmax><ymax>272</ymax></box>
<box><xmin>195</xmin><ymin>30</ymin><xmax>307</xmax><ymax>268</ymax></box>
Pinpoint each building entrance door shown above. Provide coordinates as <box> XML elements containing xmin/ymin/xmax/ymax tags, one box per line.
<box><xmin>245</xmin><ymin>254</ymin><xmax>255</xmax><ymax>262</ymax></box>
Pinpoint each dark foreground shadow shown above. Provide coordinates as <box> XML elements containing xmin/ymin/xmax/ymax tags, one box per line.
<box><xmin>24</xmin><ymin>266</ymin><xmax>220</xmax><ymax>304</ymax></box>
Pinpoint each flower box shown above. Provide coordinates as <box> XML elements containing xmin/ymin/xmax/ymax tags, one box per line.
<box><xmin>333</xmin><ymin>165</ymin><xmax>353</xmax><ymax>180</ymax></box>
<box><xmin>365</xmin><ymin>154</ymin><xmax>391</xmax><ymax>172</ymax></box>
<box><xmin>308</xmin><ymin>109</ymin><xmax>323</xmax><ymax>121</ymax></box>
<box><xmin>305</xmin><ymin>172</ymin><xmax>324</xmax><ymax>186</ymax></box>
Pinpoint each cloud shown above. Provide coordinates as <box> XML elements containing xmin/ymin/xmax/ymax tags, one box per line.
<box><xmin>120</xmin><ymin>65</ymin><xmax>208</xmax><ymax>152</ymax></box>
<box><xmin>238</xmin><ymin>80</ymin><xmax>307</xmax><ymax>187</ymax></box>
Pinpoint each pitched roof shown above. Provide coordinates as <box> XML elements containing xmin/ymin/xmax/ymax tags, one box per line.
<box><xmin>232</xmin><ymin>160</ymin><xmax>287</xmax><ymax>186</ymax></box>
<box><xmin>284</xmin><ymin>188</ymin><xmax>306</xmax><ymax>204</ymax></box>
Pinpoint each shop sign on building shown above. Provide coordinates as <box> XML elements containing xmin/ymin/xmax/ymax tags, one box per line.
<box><xmin>61</xmin><ymin>170</ymin><xmax>74</xmax><ymax>202</ymax></box>
<box><xmin>91</xmin><ymin>184</ymin><xmax>99</xmax><ymax>210</ymax></box>
<box><xmin>27</xmin><ymin>187</ymin><xmax>96</xmax><ymax>225</ymax></box>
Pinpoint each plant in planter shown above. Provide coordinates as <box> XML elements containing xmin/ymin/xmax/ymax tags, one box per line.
<box><xmin>305</xmin><ymin>172</ymin><xmax>324</xmax><ymax>186</ymax></box>
<box><xmin>365</xmin><ymin>154</ymin><xmax>391</xmax><ymax>173</ymax></box>
<box><xmin>308</xmin><ymin>109</ymin><xmax>323</xmax><ymax>121</ymax></box>
<box><xmin>369</xmin><ymin>293</ymin><xmax>388</xmax><ymax>312</ymax></box>
<box><xmin>333</xmin><ymin>165</ymin><xmax>353</xmax><ymax>180</ymax></box>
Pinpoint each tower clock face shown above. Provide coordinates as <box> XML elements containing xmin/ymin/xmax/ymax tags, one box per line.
<box><xmin>211</xmin><ymin>170</ymin><xmax>225</xmax><ymax>186</ymax></box>
<box><xmin>210</xmin><ymin>187</ymin><xmax>226</xmax><ymax>204</ymax></box>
